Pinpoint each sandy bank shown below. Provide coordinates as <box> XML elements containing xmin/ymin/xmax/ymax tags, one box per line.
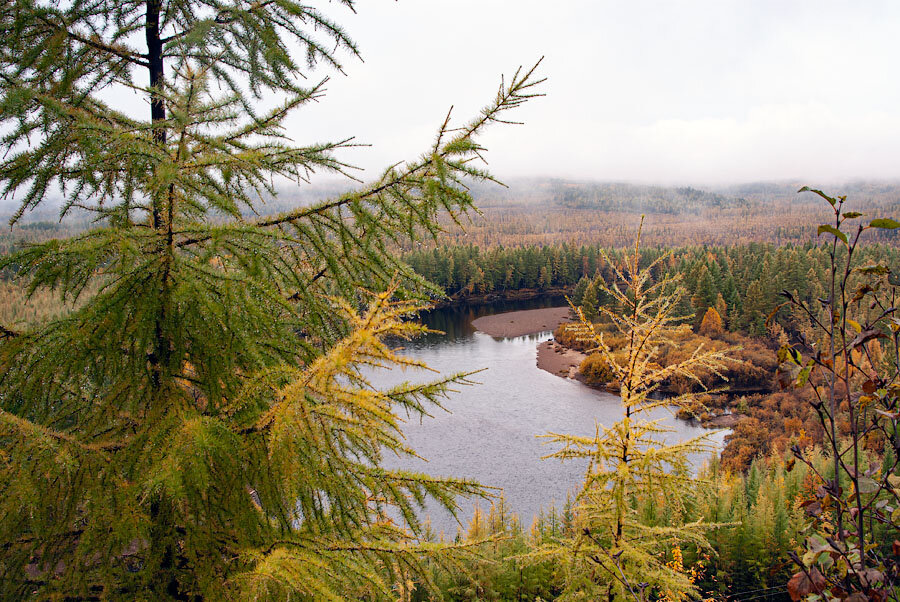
<box><xmin>471</xmin><ymin>306</ymin><xmax>572</xmax><ymax>338</ymax></box>
<box><xmin>536</xmin><ymin>340</ymin><xmax>587</xmax><ymax>379</ymax></box>
<box><xmin>703</xmin><ymin>413</ymin><xmax>744</xmax><ymax>428</ymax></box>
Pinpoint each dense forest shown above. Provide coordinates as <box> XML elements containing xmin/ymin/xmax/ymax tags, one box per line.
<box><xmin>417</xmin><ymin>179</ymin><xmax>900</xmax><ymax>248</ymax></box>
<box><xmin>3</xmin><ymin>202</ymin><xmax>899</xmax><ymax>599</ymax></box>
<box><xmin>405</xmin><ymin>240</ymin><xmax>900</xmax><ymax>335</ymax></box>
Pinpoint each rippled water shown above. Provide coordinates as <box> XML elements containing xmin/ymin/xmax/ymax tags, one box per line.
<box><xmin>371</xmin><ymin>299</ymin><xmax>726</xmax><ymax>536</ymax></box>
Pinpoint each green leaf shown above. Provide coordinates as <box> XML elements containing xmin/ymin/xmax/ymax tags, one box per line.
<box><xmin>807</xmin><ymin>533</ymin><xmax>828</xmax><ymax>551</ymax></box>
<box><xmin>856</xmin><ymin>264</ymin><xmax>890</xmax><ymax>276</ymax></box>
<box><xmin>817</xmin><ymin>224</ymin><xmax>848</xmax><ymax>245</ymax></box>
<box><xmin>869</xmin><ymin>218</ymin><xmax>900</xmax><ymax>229</ymax></box>
<box><xmin>799</xmin><ymin>186</ymin><xmax>836</xmax><ymax>206</ymax></box>
<box><xmin>842</xmin><ymin>212</ymin><xmax>863</xmax><ymax>219</ymax></box>
<box><xmin>796</xmin><ymin>364</ymin><xmax>813</xmax><ymax>387</ymax></box>
<box><xmin>778</xmin><ymin>345</ymin><xmax>802</xmax><ymax>365</ymax></box>
<box><xmin>857</xmin><ymin>477</ymin><xmax>879</xmax><ymax>494</ymax></box>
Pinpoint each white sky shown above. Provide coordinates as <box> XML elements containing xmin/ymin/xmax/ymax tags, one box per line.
<box><xmin>285</xmin><ymin>0</ymin><xmax>900</xmax><ymax>185</ymax></box>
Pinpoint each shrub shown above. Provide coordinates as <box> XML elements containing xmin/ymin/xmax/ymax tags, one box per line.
<box><xmin>579</xmin><ymin>353</ymin><xmax>614</xmax><ymax>385</ymax></box>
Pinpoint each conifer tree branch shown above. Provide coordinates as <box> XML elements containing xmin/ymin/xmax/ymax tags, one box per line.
<box><xmin>29</xmin><ymin>12</ymin><xmax>150</xmax><ymax>67</ymax></box>
<box><xmin>0</xmin><ymin>0</ymin><xmax>545</xmax><ymax>593</ymax></box>
<box><xmin>161</xmin><ymin>0</ymin><xmax>280</xmax><ymax>45</ymax></box>
<box><xmin>173</xmin><ymin>59</ymin><xmax>545</xmax><ymax>248</ymax></box>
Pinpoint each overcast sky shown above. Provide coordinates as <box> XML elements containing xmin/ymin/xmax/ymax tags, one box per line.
<box><xmin>284</xmin><ymin>0</ymin><xmax>900</xmax><ymax>186</ymax></box>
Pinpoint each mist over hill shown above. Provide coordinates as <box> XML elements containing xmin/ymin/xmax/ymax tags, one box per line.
<box><xmin>4</xmin><ymin>177</ymin><xmax>899</xmax><ymax>227</ymax></box>
<box><xmin>462</xmin><ymin>178</ymin><xmax>900</xmax><ymax>215</ymax></box>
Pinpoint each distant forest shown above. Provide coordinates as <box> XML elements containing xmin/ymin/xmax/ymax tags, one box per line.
<box><xmin>6</xmin><ymin>177</ymin><xmax>900</xmax><ymax>245</ymax></box>
<box><xmin>424</xmin><ymin>178</ymin><xmax>900</xmax><ymax>248</ymax></box>
<box><xmin>4</xmin><ymin>178</ymin><xmax>900</xmax><ymax>329</ymax></box>
<box><xmin>405</xmin><ymin>242</ymin><xmax>900</xmax><ymax>334</ymax></box>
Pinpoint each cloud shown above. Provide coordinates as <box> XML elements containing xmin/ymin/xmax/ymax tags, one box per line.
<box><xmin>10</xmin><ymin>0</ymin><xmax>900</xmax><ymax>194</ymax></box>
<box><xmin>288</xmin><ymin>1</ymin><xmax>900</xmax><ymax>185</ymax></box>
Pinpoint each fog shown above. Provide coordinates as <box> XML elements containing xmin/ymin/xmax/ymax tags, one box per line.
<box><xmin>289</xmin><ymin>1</ymin><xmax>900</xmax><ymax>185</ymax></box>
<box><xmin>5</xmin><ymin>0</ymin><xmax>900</xmax><ymax>210</ymax></box>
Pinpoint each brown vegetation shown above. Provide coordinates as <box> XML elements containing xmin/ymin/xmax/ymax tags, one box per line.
<box><xmin>553</xmin><ymin>318</ymin><xmax>832</xmax><ymax>471</ymax></box>
<box><xmin>555</xmin><ymin>321</ymin><xmax>775</xmax><ymax>395</ymax></box>
<box><xmin>719</xmin><ymin>390</ymin><xmax>822</xmax><ymax>471</ymax></box>
<box><xmin>698</xmin><ymin>306</ymin><xmax>724</xmax><ymax>337</ymax></box>
<box><xmin>423</xmin><ymin>179</ymin><xmax>900</xmax><ymax>249</ymax></box>
<box><xmin>578</xmin><ymin>353</ymin><xmax>615</xmax><ymax>386</ymax></box>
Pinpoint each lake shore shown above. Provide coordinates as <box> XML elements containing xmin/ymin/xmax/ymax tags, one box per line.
<box><xmin>536</xmin><ymin>339</ymin><xmax>587</xmax><ymax>379</ymax></box>
<box><xmin>434</xmin><ymin>287</ymin><xmax>572</xmax><ymax>308</ymax></box>
<box><xmin>469</xmin><ymin>306</ymin><xmax>588</xmax><ymax>379</ymax></box>
<box><xmin>471</xmin><ymin>306</ymin><xmax>572</xmax><ymax>338</ymax></box>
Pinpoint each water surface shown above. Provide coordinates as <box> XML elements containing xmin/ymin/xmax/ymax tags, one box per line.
<box><xmin>373</xmin><ymin>299</ymin><xmax>725</xmax><ymax>536</ymax></box>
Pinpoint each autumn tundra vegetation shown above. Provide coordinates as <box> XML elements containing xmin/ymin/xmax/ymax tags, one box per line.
<box><xmin>1</xmin><ymin>0</ymin><xmax>899</xmax><ymax>600</ymax></box>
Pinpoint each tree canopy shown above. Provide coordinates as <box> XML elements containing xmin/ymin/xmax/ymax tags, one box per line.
<box><xmin>0</xmin><ymin>1</ymin><xmax>543</xmax><ymax>597</ymax></box>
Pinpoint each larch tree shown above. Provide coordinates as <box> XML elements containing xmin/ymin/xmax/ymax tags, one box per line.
<box><xmin>0</xmin><ymin>0</ymin><xmax>543</xmax><ymax>598</ymax></box>
<box><xmin>698</xmin><ymin>306</ymin><xmax>724</xmax><ymax>338</ymax></box>
<box><xmin>580</xmin><ymin>280</ymin><xmax>599</xmax><ymax>322</ymax></box>
<box><xmin>532</xmin><ymin>219</ymin><xmax>736</xmax><ymax>601</ymax></box>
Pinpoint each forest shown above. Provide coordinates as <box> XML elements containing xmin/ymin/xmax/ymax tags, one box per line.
<box><xmin>3</xmin><ymin>188</ymin><xmax>899</xmax><ymax>600</ymax></box>
<box><xmin>1</xmin><ymin>0</ymin><xmax>899</xmax><ymax>600</ymax></box>
<box><xmin>404</xmin><ymin>240</ymin><xmax>900</xmax><ymax>337</ymax></box>
<box><xmin>418</xmin><ymin>179</ymin><xmax>900</xmax><ymax>249</ymax></box>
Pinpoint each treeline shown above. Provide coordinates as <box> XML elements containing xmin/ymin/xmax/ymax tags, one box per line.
<box><xmin>547</xmin><ymin>180</ymin><xmax>749</xmax><ymax>213</ymax></box>
<box><xmin>0</xmin><ymin>221</ymin><xmax>87</xmax><ymax>257</ymax></box>
<box><xmin>406</xmin><ymin>241</ymin><xmax>900</xmax><ymax>335</ymax></box>
<box><xmin>414</xmin><ymin>179</ymin><xmax>900</xmax><ymax>248</ymax></box>
<box><xmin>419</xmin><ymin>451</ymin><xmax>825</xmax><ymax>601</ymax></box>
<box><xmin>432</xmin><ymin>205</ymin><xmax>900</xmax><ymax>249</ymax></box>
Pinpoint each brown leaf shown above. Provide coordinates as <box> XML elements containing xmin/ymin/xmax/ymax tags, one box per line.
<box><xmin>803</xmin><ymin>500</ymin><xmax>822</xmax><ymax>517</ymax></box>
<box><xmin>849</xmin><ymin>328</ymin><xmax>887</xmax><ymax>350</ymax></box>
<box><xmin>787</xmin><ymin>568</ymin><xmax>826</xmax><ymax>601</ymax></box>
<box><xmin>859</xmin><ymin>568</ymin><xmax>884</xmax><ymax>588</ymax></box>
<box><xmin>777</xmin><ymin>364</ymin><xmax>799</xmax><ymax>390</ymax></box>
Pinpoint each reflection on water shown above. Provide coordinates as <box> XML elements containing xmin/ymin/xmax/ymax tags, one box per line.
<box><xmin>372</xmin><ymin>299</ymin><xmax>726</xmax><ymax>537</ymax></box>
<box><xmin>412</xmin><ymin>296</ymin><xmax>566</xmax><ymax>344</ymax></box>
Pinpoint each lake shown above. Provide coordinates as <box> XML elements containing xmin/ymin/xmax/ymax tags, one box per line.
<box><xmin>372</xmin><ymin>298</ymin><xmax>727</xmax><ymax>537</ymax></box>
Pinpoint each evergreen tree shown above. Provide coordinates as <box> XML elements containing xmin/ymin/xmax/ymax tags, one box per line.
<box><xmin>571</xmin><ymin>275</ymin><xmax>590</xmax><ymax>307</ymax></box>
<box><xmin>580</xmin><ymin>280</ymin><xmax>599</xmax><ymax>322</ymax></box>
<box><xmin>0</xmin><ymin>2</ymin><xmax>543</xmax><ymax>598</ymax></box>
<box><xmin>690</xmin><ymin>264</ymin><xmax>718</xmax><ymax>327</ymax></box>
<box><xmin>531</xmin><ymin>220</ymin><xmax>736</xmax><ymax>600</ymax></box>
<box><xmin>714</xmin><ymin>292</ymin><xmax>728</xmax><ymax>329</ymax></box>
<box><xmin>538</xmin><ymin>264</ymin><xmax>551</xmax><ymax>290</ymax></box>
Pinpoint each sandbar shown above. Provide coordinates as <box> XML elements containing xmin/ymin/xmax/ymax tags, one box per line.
<box><xmin>536</xmin><ymin>340</ymin><xmax>587</xmax><ymax>379</ymax></box>
<box><xmin>471</xmin><ymin>306</ymin><xmax>572</xmax><ymax>338</ymax></box>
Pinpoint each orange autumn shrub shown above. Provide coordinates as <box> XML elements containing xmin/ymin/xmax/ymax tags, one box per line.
<box><xmin>579</xmin><ymin>353</ymin><xmax>614</xmax><ymax>385</ymax></box>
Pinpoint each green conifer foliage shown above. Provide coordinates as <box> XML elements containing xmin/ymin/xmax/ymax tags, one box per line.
<box><xmin>0</xmin><ymin>2</ymin><xmax>543</xmax><ymax>597</ymax></box>
<box><xmin>580</xmin><ymin>281</ymin><xmax>599</xmax><ymax>322</ymax></box>
<box><xmin>571</xmin><ymin>276</ymin><xmax>590</xmax><ymax>307</ymax></box>
<box><xmin>532</xmin><ymin>220</ymin><xmax>737</xmax><ymax>601</ymax></box>
<box><xmin>714</xmin><ymin>293</ymin><xmax>728</xmax><ymax>328</ymax></box>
